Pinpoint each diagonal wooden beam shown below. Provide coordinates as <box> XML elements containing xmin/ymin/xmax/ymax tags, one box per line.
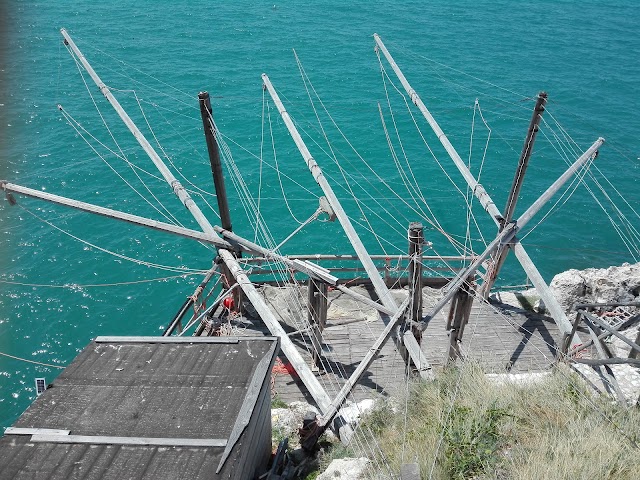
<box><xmin>1</xmin><ymin>181</ymin><xmax>236</xmax><ymax>251</ymax></box>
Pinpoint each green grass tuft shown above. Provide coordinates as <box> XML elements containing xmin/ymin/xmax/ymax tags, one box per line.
<box><xmin>353</xmin><ymin>362</ymin><xmax>640</xmax><ymax>479</ymax></box>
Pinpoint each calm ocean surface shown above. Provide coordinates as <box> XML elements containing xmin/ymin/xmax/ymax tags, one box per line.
<box><xmin>1</xmin><ymin>1</ymin><xmax>638</xmax><ymax>427</ymax></box>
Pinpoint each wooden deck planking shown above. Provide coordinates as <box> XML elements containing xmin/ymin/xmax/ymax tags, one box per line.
<box><xmin>230</xmin><ymin>287</ymin><xmax>563</xmax><ymax>406</ymax></box>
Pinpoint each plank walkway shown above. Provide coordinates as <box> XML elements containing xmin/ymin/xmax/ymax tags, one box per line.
<box><xmin>225</xmin><ymin>285</ymin><xmax>564</xmax><ymax>405</ymax></box>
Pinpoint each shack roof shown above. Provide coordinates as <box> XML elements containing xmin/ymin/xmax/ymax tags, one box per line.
<box><xmin>0</xmin><ymin>336</ymin><xmax>279</xmax><ymax>479</ymax></box>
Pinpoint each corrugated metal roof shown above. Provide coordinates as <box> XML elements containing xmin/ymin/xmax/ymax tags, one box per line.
<box><xmin>0</xmin><ymin>336</ymin><xmax>278</xmax><ymax>479</ymax></box>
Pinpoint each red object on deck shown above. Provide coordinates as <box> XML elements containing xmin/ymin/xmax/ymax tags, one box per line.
<box><xmin>222</xmin><ymin>296</ymin><xmax>234</xmax><ymax>310</ymax></box>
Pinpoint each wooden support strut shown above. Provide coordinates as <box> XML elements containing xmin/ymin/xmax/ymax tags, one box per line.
<box><xmin>308</xmin><ymin>278</ymin><xmax>328</xmax><ymax>371</ymax></box>
<box><xmin>480</xmin><ymin>92</ymin><xmax>548</xmax><ymax>298</ymax></box>
<box><xmin>446</xmin><ymin>274</ymin><xmax>475</xmax><ymax>362</ymax></box>
<box><xmin>407</xmin><ymin>222</ymin><xmax>424</xmax><ymax>344</ymax></box>
<box><xmin>374</xmin><ymin>32</ymin><xmax>603</xmax><ymax>349</ymax></box>
<box><xmin>59</xmin><ymin>29</ymin><xmax>352</xmax><ymax>441</ymax></box>
<box><xmin>0</xmin><ymin>181</ymin><xmax>237</xmax><ymax>251</ymax></box>
<box><xmin>301</xmin><ymin>295</ymin><xmax>413</xmax><ymax>450</ymax></box>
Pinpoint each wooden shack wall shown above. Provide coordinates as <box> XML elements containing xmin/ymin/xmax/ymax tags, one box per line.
<box><xmin>219</xmin><ymin>348</ymin><xmax>276</xmax><ymax>479</ymax></box>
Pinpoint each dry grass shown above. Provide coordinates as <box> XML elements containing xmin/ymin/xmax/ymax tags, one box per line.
<box><xmin>353</xmin><ymin>363</ymin><xmax>640</xmax><ymax>479</ymax></box>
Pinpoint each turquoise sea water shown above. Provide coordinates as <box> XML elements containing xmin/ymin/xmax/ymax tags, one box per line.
<box><xmin>0</xmin><ymin>1</ymin><xmax>638</xmax><ymax>428</ymax></box>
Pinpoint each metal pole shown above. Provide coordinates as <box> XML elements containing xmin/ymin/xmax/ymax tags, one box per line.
<box><xmin>198</xmin><ymin>91</ymin><xmax>232</xmax><ymax>231</ymax></box>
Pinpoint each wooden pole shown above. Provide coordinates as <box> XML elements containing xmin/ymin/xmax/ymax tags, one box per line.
<box><xmin>504</xmin><ymin>92</ymin><xmax>548</xmax><ymax>223</ymax></box>
<box><xmin>374</xmin><ymin>32</ymin><xmax>603</xmax><ymax>348</ymax></box>
<box><xmin>480</xmin><ymin>92</ymin><xmax>547</xmax><ymax>298</ymax></box>
<box><xmin>407</xmin><ymin>222</ymin><xmax>424</xmax><ymax>344</ymax></box>
<box><xmin>308</xmin><ymin>278</ymin><xmax>327</xmax><ymax>371</ymax></box>
<box><xmin>301</xmin><ymin>295</ymin><xmax>412</xmax><ymax>449</ymax></box>
<box><xmin>198</xmin><ymin>91</ymin><xmax>232</xmax><ymax>231</ymax></box>
<box><xmin>263</xmin><ymin>73</ymin><xmax>434</xmax><ymax>378</ymax></box>
<box><xmin>446</xmin><ymin>275</ymin><xmax>475</xmax><ymax>362</ymax></box>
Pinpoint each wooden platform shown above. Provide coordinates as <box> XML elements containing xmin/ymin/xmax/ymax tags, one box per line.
<box><xmin>226</xmin><ymin>285</ymin><xmax>563</xmax><ymax>405</ymax></box>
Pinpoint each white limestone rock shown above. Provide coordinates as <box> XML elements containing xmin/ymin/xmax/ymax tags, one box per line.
<box><xmin>549</xmin><ymin>262</ymin><xmax>640</xmax><ymax>314</ymax></box>
<box><xmin>317</xmin><ymin>457</ymin><xmax>370</xmax><ymax>480</ymax></box>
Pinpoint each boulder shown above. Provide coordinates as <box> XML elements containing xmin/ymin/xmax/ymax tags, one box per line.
<box><xmin>317</xmin><ymin>457</ymin><xmax>370</xmax><ymax>480</ymax></box>
<box><xmin>549</xmin><ymin>262</ymin><xmax>640</xmax><ymax>314</ymax></box>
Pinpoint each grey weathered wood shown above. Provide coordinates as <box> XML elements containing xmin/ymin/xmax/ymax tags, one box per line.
<box><xmin>374</xmin><ymin>34</ymin><xmax>500</xmax><ymax>219</ymax></box>
<box><xmin>0</xmin><ymin>182</ymin><xmax>235</xmax><ymax>251</ymax></box>
<box><xmin>308</xmin><ymin>278</ymin><xmax>328</xmax><ymax>370</ymax></box>
<box><xmin>94</xmin><ymin>336</ymin><xmax>241</xmax><ymax>343</ymax></box>
<box><xmin>61</xmin><ymin>29</ymin><xmax>215</xmax><ymax>235</ymax></box>
<box><xmin>480</xmin><ymin>92</ymin><xmax>548</xmax><ymax>298</ymax></box>
<box><xmin>318</xmin><ymin>295</ymin><xmax>412</xmax><ymax>429</ymax></box>
<box><xmin>263</xmin><ymin>74</ymin><xmax>436</xmax><ymax>376</ymax></box>
<box><xmin>503</xmin><ymin>92</ymin><xmax>548</xmax><ymax>223</ymax></box>
<box><xmin>512</xmin><ymin>243</ymin><xmax>576</xmax><ymax>342</ymax></box>
<box><xmin>217</xmin><ymin>340</ymin><xmax>277</xmax><ymax>473</ymax></box>
<box><xmin>447</xmin><ymin>276</ymin><xmax>475</xmax><ymax>362</ymax></box>
<box><xmin>5</xmin><ymin>428</ymin><xmax>70</xmax><ymax>436</ymax></box>
<box><xmin>261</xmin><ymin>74</ymin><xmax>397</xmax><ymax>312</ymax></box>
<box><xmin>29</xmin><ymin>434</ymin><xmax>228</xmax><ymax>447</ymax></box>
<box><xmin>579</xmin><ymin>309</ymin><xmax>640</xmax><ymax>356</ymax></box>
<box><xmin>403</xmin><ymin>333</ymin><xmax>433</xmax><ymax>379</ymax></box>
<box><xmin>407</xmin><ymin>223</ymin><xmax>424</xmax><ymax>338</ymax></box>
<box><xmin>516</xmin><ymin>139</ymin><xmax>603</xmax><ymax>227</ymax></box>
<box><xmin>198</xmin><ymin>91</ymin><xmax>232</xmax><ymax>232</ymax></box>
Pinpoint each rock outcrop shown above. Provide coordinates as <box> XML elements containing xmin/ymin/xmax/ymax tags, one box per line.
<box><xmin>549</xmin><ymin>262</ymin><xmax>640</xmax><ymax>314</ymax></box>
<box><xmin>317</xmin><ymin>458</ymin><xmax>370</xmax><ymax>480</ymax></box>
